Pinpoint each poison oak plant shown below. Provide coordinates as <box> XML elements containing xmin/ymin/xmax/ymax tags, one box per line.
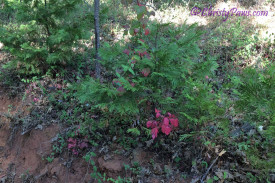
<box><xmin>74</xmin><ymin>2</ymin><xmax>223</xmax><ymax>140</ymax></box>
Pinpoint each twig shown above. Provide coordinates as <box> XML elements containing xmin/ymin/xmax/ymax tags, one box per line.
<box><xmin>94</xmin><ymin>0</ymin><xmax>101</xmax><ymax>79</ymax></box>
<box><xmin>240</xmin><ymin>168</ymin><xmax>260</xmax><ymax>174</ymax></box>
<box><xmin>200</xmin><ymin>156</ymin><xmax>219</xmax><ymax>183</ymax></box>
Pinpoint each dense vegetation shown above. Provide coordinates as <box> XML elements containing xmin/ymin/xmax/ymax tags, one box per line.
<box><xmin>0</xmin><ymin>0</ymin><xmax>274</xmax><ymax>182</ymax></box>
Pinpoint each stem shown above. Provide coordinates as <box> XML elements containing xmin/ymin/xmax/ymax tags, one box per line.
<box><xmin>94</xmin><ymin>0</ymin><xmax>101</xmax><ymax>79</ymax></box>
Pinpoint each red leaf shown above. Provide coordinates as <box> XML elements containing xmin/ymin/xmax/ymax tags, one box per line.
<box><xmin>163</xmin><ymin>117</ymin><xmax>169</xmax><ymax>125</ymax></box>
<box><xmin>170</xmin><ymin>118</ymin><xmax>179</xmax><ymax>127</ymax></box>
<box><xmin>151</xmin><ymin>121</ymin><xmax>158</xmax><ymax>128</ymax></box>
<box><xmin>146</xmin><ymin>121</ymin><xmax>152</xmax><ymax>128</ymax></box>
<box><xmin>68</xmin><ymin>144</ymin><xmax>75</xmax><ymax>149</ymax></box>
<box><xmin>151</xmin><ymin>127</ymin><xmax>158</xmax><ymax>139</ymax></box>
<box><xmin>123</xmin><ymin>49</ymin><xmax>130</xmax><ymax>55</ymax></box>
<box><xmin>147</xmin><ymin>120</ymin><xmax>158</xmax><ymax>128</ymax></box>
<box><xmin>141</xmin><ymin>68</ymin><xmax>150</xmax><ymax>77</ymax></box>
<box><xmin>155</xmin><ymin>108</ymin><xmax>161</xmax><ymax>114</ymax></box>
<box><xmin>156</xmin><ymin>112</ymin><xmax>161</xmax><ymax>118</ymax></box>
<box><xmin>79</xmin><ymin>142</ymin><xmax>88</xmax><ymax>149</ymax></box>
<box><xmin>139</xmin><ymin>39</ymin><xmax>145</xmax><ymax>42</ymax></box>
<box><xmin>117</xmin><ymin>86</ymin><xmax>125</xmax><ymax>93</ymax></box>
<box><xmin>68</xmin><ymin>138</ymin><xmax>76</xmax><ymax>144</ymax></box>
<box><xmin>72</xmin><ymin>149</ymin><xmax>79</xmax><ymax>155</ymax></box>
<box><xmin>145</xmin><ymin>28</ymin><xmax>150</xmax><ymax>35</ymax></box>
<box><xmin>56</xmin><ymin>84</ymin><xmax>62</xmax><ymax>89</ymax></box>
<box><xmin>161</xmin><ymin>125</ymin><xmax>172</xmax><ymax>135</ymax></box>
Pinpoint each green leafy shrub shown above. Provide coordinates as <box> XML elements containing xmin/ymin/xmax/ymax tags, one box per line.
<box><xmin>0</xmin><ymin>0</ymin><xmax>17</xmax><ymax>25</ymax></box>
<box><xmin>73</xmin><ymin>3</ymin><xmax>223</xmax><ymax>140</ymax></box>
<box><xmin>233</xmin><ymin>64</ymin><xmax>275</xmax><ymax>138</ymax></box>
<box><xmin>0</xmin><ymin>0</ymin><xmax>92</xmax><ymax>75</ymax></box>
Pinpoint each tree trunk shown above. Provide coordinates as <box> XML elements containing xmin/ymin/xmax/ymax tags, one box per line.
<box><xmin>94</xmin><ymin>0</ymin><xmax>101</xmax><ymax>79</ymax></box>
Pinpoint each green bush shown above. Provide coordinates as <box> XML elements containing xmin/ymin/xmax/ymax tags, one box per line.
<box><xmin>73</xmin><ymin>4</ymin><xmax>223</xmax><ymax>139</ymax></box>
<box><xmin>0</xmin><ymin>0</ymin><xmax>92</xmax><ymax>75</ymax></box>
<box><xmin>233</xmin><ymin>64</ymin><xmax>275</xmax><ymax>138</ymax></box>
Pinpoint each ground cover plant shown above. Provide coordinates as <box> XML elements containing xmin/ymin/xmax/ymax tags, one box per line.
<box><xmin>0</xmin><ymin>0</ymin><xmax>274</xmax><ymax>182</ymax></box>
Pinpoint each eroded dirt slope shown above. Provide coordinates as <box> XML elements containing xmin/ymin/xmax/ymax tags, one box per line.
<box><xmin>0</xmin><ymin>92</ymin><xmax>93</xmax><ymax>183</ymax></box>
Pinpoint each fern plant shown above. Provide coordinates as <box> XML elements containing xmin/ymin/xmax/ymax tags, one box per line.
<box><xmin>73</xmin><ymin>3</ymin><xmax>223</xmax><ymax>138</ymax></box>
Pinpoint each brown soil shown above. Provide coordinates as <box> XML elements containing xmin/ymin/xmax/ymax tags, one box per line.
<box><xmin>0</xmin><ymin>91</ymin><xmax>94</xmax><ymax>183</ymax></box>
<box><xmin>0</xmin><ymin>92</ymin><xmax>170</xmax><ymax>183</ymax></box>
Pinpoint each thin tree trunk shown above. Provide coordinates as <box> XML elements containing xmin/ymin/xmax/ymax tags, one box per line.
<box><xmin>94</xmin><ymin>0</ymin><xmax>101</xmax><ymax>79</ymax></box>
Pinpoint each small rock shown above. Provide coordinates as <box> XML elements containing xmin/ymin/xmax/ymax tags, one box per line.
<box><xmin>35</xmin><ymin>124</ymin><xmax>43</xmax><ymax>130</ymax></box>
<box><xmin>112</xmin><ymin>136</ymin><xmax>117</xmax><ymax>142</ymax></box>
<box><xmin>51</xmin><ymin>135</ymin><xmax>59</xmax><ymax>142</ymax></box>
<box><xmin>258</xmin><ymin>125</ymin><xmax>264</xmax><ymax>132</ymax></box>
<box><xmin>142</xmin><ymin>167</ymin><xmax>151</xmax><ymax>176</ymax></box>
<box><xmin>153</xmin><ymin>163</ymin><xmax>163</xmax><ymax>175</ymax></box>
<box><xmin>103</xmin><ymin>154</ymin><xmax>112</xmax><ymax>161</ymax></box>
<box><xmin>98</xmin><ymin>156</ymin><xmax>126</xmax><ymax>173</ymax></box>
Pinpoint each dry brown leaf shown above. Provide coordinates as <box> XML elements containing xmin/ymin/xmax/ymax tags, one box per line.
<box><xmin>219</xmin><ymin>149</ymin><xmax>226</xmax><ymax>157</ymax></box>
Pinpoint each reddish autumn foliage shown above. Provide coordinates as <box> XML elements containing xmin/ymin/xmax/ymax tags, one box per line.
<box><xmin>145</xmin><ymin>28</ymin><xmax>150</xmax><ymax>35</ymax></box>
<box><xmin>123</xmin><ymin>49</ymin><xmax>130</xmax><ymax>55</ymax></box>
<box><xmin>146</xmin><ymin>109</ymin><xmax>179</xmax><ymax>139</ymax></box>
<box><xmin>67</xmin><ymin>137</ymin><xmax>88</xmax><ymax>155</ymax></box>
<box><xmin>141</xmin><ymin>68</ymin><xmax>150</xmax><ymax>77</ymax></box>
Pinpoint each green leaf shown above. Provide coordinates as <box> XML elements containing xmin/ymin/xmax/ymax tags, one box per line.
<box><xmin>116</xmin><ymin>72</ymin><xmax>121</xmax><ymax>78</ymax></box>
<box><xmin>179</xmin><ymin>134</ymin><xmax>193</xmax><ymax>141</ymax></box>
<box><xmin>207</xmin><ymin>179</ymin><xmax>213</xmax><ymax>183</ymax></box>
<box><xmin>137</xmin><ymin>12</ymin><xmax>143</xmax><ymax>20</ymax></box>
<box><xmin>127</xmin><ymin>128</ymin><xmax>141</xmax><ymax>136</ymax></box>
<box><xmin>223</xmin><ymin>172</ymin><xmax>228</xmax><ymax>179</ymax></box>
